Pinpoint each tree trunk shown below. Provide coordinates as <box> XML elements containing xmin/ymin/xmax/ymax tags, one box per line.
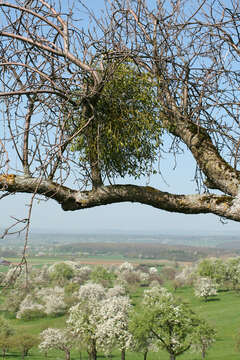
<box><xmin>121</xmin><ymin>349</ymin><xmax>125</xmax><ymax>360</ymax></box>
<box><xmin>90</xmin><ymin>159</ymin><xmax>103</xmax><ymax>189</ymax></box>
<box><xmin>65</xmin><ymin>349</ymin><xmax>71</xmax><ymax>360</ymax></box>
<box><xmin>202</xmin><ymin>345</ymin><xmax>206</xmax><ymax>359</ymax></box>
<box><xmin>143</xmin><ymin>350</ymin><xmax>148</xmax><ymax>360</ymax></box>
<box><xmin>91</xmin><ymin>348</ymin><xmax>97</xmax><ymax>360</ymax></box>
<box><xmin>169</xmin><ymin>353</ymin><xmax>175</xmax><ymax>360</ymax></box>
<box><xmin>88</xmin><ymin>341</ymin><xmax>97</xmax><ymax>360</ymax></box>
<box><xmin>24</xmin><ymin>348</ymin><xmax>29</xmax><ymax>356</ymax></box>
<box><xmin>84</xmin><ymin>104</ymin><xmax>103</xmax><ymax>190</ymax></box>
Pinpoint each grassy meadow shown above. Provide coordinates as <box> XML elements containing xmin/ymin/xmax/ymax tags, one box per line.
<box><xmin>0</xmin><ymin>256</ymin><xmax>239</xmax><ymax>359</ymax></box>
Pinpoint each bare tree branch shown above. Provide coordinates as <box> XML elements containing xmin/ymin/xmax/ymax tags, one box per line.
<box><xmin>1</xmin><ymin>0</ymin><xmax>240</xmax><ymax>235</ymax></box>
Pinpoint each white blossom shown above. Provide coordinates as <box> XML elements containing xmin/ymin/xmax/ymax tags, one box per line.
<box><xmin>96</xmin><ymin>295</ymin><xmax>133</xmax><ymax>354</ymax></box>
<box><xmin>225</xmin><ymin>257</ymin><xmax>240</xmax><ymax>288</ymax></box>
<box><xmin>107</xmin><ymin>285</ymin><xmax>126</xmax><ymax>298</ymax></box>
<box><xmin>149</xmin><ymin>267</ymin><xmax>158</xmax><ymax>275</ymax></box>
<box><xmin>36</xmin><ymin>286</ymin><xmax>66</xmax><ymax>315</ymax></box>
<box><xmin>138</xmin><ymin>271</ymin><xmax>150</xmax><ymax>282</ymax></box>
<box><xmin>194</xmin><ymin>277</ymin><xmax>218</xmax><ymax>301</ymax></box>
<box><xmin>78</xmin><ymin>265</ymin><xmax>92</xmax><ymax>274</ymax></box>
<box><xmin>17</xmin><ymin>286</ymin><xmax>66</xmax><ymax>319</ymax></box>
<box><xmin>175</xmin><ymin>265</ymin><xmax>197</xmax><ymax>286</ymax></box>
<box><xmin>39</xmin><ymin>327</ymin><xmax>75</xmax><ymax>355</ymax></box>
<box><xmin>143</xmin><ymin>286</ymin><xmax>173</xmax><ymax>307</ymax></box>
<box><xmin>118</xmin><ymin>262</ymin><xmax>134</xmax><ymax>273</ymax></box>
<box><xmin>77</xmin><ymin>282</ymin><xmax>105</xmax><ymax>303</ymax></box>
<box><xmin>73</xmin><ymin>266</ymin><xmax>92</xmax><ymax>284</ymax></box>
<box><xmin>16</xmin><ymin>294</ymin><xmax>45</xmax><ymax>319</ymax></box>
<box><xmin>2</xmin><ymin>266</ymin><xmax>21</xmax><ymax>286</ymax></box>
<box><xmin>32</xmin><ymin>265</ymin><xmax>50</xmax><ymax>285</ymax></box>
<box><xmin>67</xmin><ymin>282</ymin><xmax>106</xmax><ymax>352</ymax></box>
<box><xmin>149</xmin><ymin>279</ymin><xmax>161</xmax><ymax>288</ymax></box>
<box><xmin>48</xmin><ymin>261</ymin><xmax>78</xmax><ymax>274</ymax></box>
<box><xmin>68</xmin><ymin>283</ymin><xmax>132</xmax><ymax>357</ymax></box>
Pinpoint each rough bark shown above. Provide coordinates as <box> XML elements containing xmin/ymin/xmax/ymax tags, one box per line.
<box><xmin>65</xmin><ymin>349</ymin><xmax>71</xmax><ymax>360</ymax></box>
<box><xmin>87</xmin><ymin>341</ymin><xmax>97</xmax><ymax>360</ymax></box>
<box><xmin>165</xmin><ymin>116</ymin><xmax>240</xmax><ymax>196</ymax></box>
<box><xmin>1</xmin><ymin>174</ymin><xmax>240</xmax><ymax>221</ymax></box>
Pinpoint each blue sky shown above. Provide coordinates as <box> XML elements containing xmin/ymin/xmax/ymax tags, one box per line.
<box><xmin>1</xmin><ymin>0</ymin><xmax>240</xmax><ymax>236</ymax></box>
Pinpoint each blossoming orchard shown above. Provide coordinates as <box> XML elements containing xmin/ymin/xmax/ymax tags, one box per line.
<box><xmin>0</xmin><ymin>259</ymin><xmax>222</xmax><ymax>359</ymax></box>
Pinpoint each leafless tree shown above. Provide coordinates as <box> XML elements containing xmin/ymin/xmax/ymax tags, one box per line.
<box><xmin>1</xmin><ymin>0</ymin><xmax>240</xmax><ymax>241</ymax></box>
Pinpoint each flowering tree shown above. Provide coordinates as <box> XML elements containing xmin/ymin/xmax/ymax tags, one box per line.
<box><xmin>191</xmin><ymin>320</ymin><xmax>216</xmax><ymax>359</ymax></box>
<box><xmin>225</xmin><ymin>257</ymin><xmax>240</xmax><ymax>290</ymax></box>
<box><xmin>130</xmin><ymin>311</ymin><xmax>156</xmax><ymax>360</ymax></box>
<box><xmin>2</xmin><ymin>266</ymin><xmax>23</xmax><ymax>287</ymax></box>
<box><xmin>3</xmin><ymin>288</ymin><xmax>27</xmax><ymax>315</ymax></box>
<box><xmin>116</xmin><ymin>262</ymin><xmax>144</xmax><ymax>290</ymax></box>
<box><xmin>37</xmin><ymin>286</ymin><xmax>67</xmax><ymax>315</ymax></box>
<box><xmin>32</xmin><ymin>265</ymin><xmax>50</xmax><ymax>287</ymax></box>
<box><xmin>67</xmin><ymin>283</ymin><xmax>105</xmax><ymax>360</ymax></box>
<box><xmin>13</xmin><ymin>333</ymin><xmax>39</xmax><ymax>359</ymax></box>
<box><xmin>143</xmin><ymin>286</ymin><xmax>172</xmax><ymax>307</ymax></box>
<box><xmin>135</xmin><ymin>286</ymin><xmax>201</xmax><ymax>360</ymax></box>
<box><xmin>161</xmin><ymin>267</ymin><xmax>176</xmax><ymax>281</ymax></box>
<box><xmin>194</xmin><ymin>277</ymin><xmax>218</xmax><ymax>302</ymax></box>
<box><xmin>96</xmin><ymin>295</ymin><xmax>133</xmax><ymax>360</ymax></box>
<box><xmin>90</xmin><ymin>266</ymin><xmax>115</xmax><ymax>287</ymax></box>
<box><xmin>76</xmin><ymin>282</ymin><xmax>105</xmax><ymax>303</ymax></box>
<box><xmin>16</xmin><ymin>294</ymin><xmax>45</xmax><ymax>320</ymax></box>
<box><xmin>73</xmin><ymin>266</ymin><xmax>92</xmax><ymax>285</ymax></box>
<box><xmin>16</xmin><ymin>286</ymin><xmax>66</xmax><ymax>319</ymax></box>
<box><xmin>118</xmin><ymin>262</ymin><xmax>135</xmax><ymax>273</ymax></box>
<box><xmin>49</xmin><ymin>262</ymin><xmax>74</xmax><ymax>286</ymax></box>
<box><xmin>68</xmin><ymin>282</ymin><xmax>133</xmax><ymax>360</ymax></box>
<box><xmin>106</xmin><ymin>285</ymin><xmax>126</xmax><ymax>298</ymax></box>
<box><xmin>149</xmin><ymin>267</ymin><xmax>158</xmax><ymax>275</ymax></box>
<box><xmin>174</xmin><ymin>265</ymin><xmax>197</xmax><ymax>288</ymax></box>
<box><xmin>0</xmin><ymin>318</ymin><xmax>15</xmax><ymax>359</ymax></box>
<box><xmin>197</xmin><ymin>258</ymin><xmax>226</xmax><ymax>287</ymax></box>
<box><xmin>39</xmin><ymin>328</ymin><xmax>75</xmax><ymax>360</ymax></box>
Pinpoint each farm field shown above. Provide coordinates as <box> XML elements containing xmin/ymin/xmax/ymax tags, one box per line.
<box><xmin>4</xmin><ymin>255</ymin><xmax>175</xmax><ymax>268</ymax></box>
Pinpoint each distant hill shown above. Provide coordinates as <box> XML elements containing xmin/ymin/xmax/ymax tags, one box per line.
<box><xmin>1</xmin><ymin>229</ymin><xmax>240</xmax><ymax>262</ymax></box>
<box><xmin>216</xmin><ymin>240</ymin><xmax>240</xmax><ymax>250</ymax></box>
<box><xmin>54</xmin><ymin>241</ymin><xmax>240</xmax><ymax>262</ymax></box>
<box><xmin>1</xmin><ymin>229</ymin><xmax>239</xmax><ymax>249</ymax></box>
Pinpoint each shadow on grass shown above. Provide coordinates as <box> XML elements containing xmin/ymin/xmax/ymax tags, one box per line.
<box><xmin>205</xmin><ymin>297</ymin><xmax>220</xmax><ymax>302</ymax></box>
<box><xmin>5</xmin><ymin>354</ymin><xmax>21</xmax><ymax>358</ymax></box>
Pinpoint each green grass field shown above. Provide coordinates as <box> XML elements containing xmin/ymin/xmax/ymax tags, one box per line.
<box><xmin>0</xmin><ymin>257</ymin><xmax>240</xmax><ymax>359</ymax></box>
<box><xmin>0</xmin><ymin>285</ymin><xmax>239</xmax><ymax>359</ymax></box>
<box><xmin>171</xmin><ymin>287</ymin><xmax>240</xmax><ymax>359</ymax></box>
